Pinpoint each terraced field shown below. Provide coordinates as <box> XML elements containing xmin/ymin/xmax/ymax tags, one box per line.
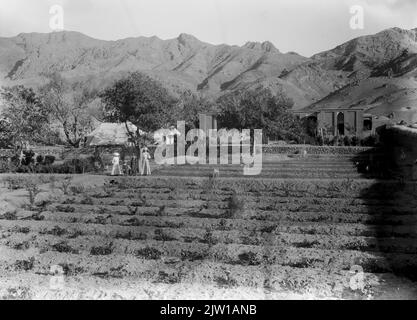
<box><xmin>1</xmin><ymin>153</ymin><xmax>417</xmax><ymax>299</ymax></box>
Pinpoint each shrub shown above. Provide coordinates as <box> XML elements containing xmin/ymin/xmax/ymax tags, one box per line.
<box><xmin>36</xmin><ymin>155</ymin><xmax>44</xmax><ymax>164</ymax></box>
<box><xmin>44</xmin><ymin>155</ymin><xmax>56</xmax><ymax>165</ymax></box>
<box><xmin>90</xmin><ymin>243</ymin><xmax>113</xmax><ymax>256</ymax></box>
<box><xmin>24</xmin><ymin>181</ymin><xmax>41</xmax><ymax>207</ymax></box>
<box><xmin>135</xmin><ymin>247</ymin><xmax>162</xmax><ymax>260</ymax></box>
<box><xmin>13</xmin><ymin>226</ymin><xmax>30</xmax><ymax>234</ymax></box>
<box><xmin>55</xmin><ymin>205</ymin><xmax>75</xmax><ymax>213</ymax></box>
<box><xmin>64</xmin><ymin>157</ymin><xmax>97</xmax><ymax>174</ymax></box>
<box><xmin>237</xmin><ymin>251</ymin><xmax>261</xmax><ymax>266</ymax></box>
<box><xmin>57</xmin><ymin>176</ymin><xmax>73</xmax><ymax>195</ymax></box>
<box><xmin>45</xmin><ymin>226</ymin><xmax>67</xmax><ymax>236</ymax></box>
<box><xmin>13</xmin><ymin>241</ymin><xmax>30</xmax><ymax>250</ymax></box>
<box><xmin>154</xmin><ymin>229</ymin><xmax>176</xmax><ymax>242</ymax></box>
<box><xmin>69</xmin><ymin>184</ymin><xmax>86</xmax><ymax>195</ymax></box>
<box><xmin>22</xmin><ymin>150</ymin><xmax>35</xmax><ymax>166</ymax></box>
<box><xmin>181</xmin><ymin>250</ymin><xmax>207</xmax><ymax>261</ymax></box>
<box><xmin>52</xmin><ymin>242</ymin><xmax>79</xmax><ymax>254</ymax></box>
<box><xmin>343</xmin><ymin>136</ymin><xmax>351</xmax><ymax>146</ymax></box>
<box><xmin>351</xmin><ymin>136</ymin><xmax>360</xmax><ymax>146</ymax></box>
<box><xmin>14</xmin><ymin>258</ymin><xmax>35</xmax><ymax>271</ymax></box>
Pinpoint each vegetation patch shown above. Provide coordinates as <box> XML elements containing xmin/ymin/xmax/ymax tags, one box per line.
<box><xmin>180</xmin><ymin>250</ymin><xmax>208</xmax><ymax>261</ymax></box>
<box><xmin>135</xmin><ymin>247</ymin><xmax>162</xmax><ymax>260</ymax></box>
<box><xmin>90</xmin><ymin>243</ymin><xmax>113</xmax><ymax>256</ymax></box>
<box><xmin>52</xmin><ymin>242</ymin><xmax>79</xmax><ymax>254</ymax></box>
<box><xmin>14</xmin><ymin>257</ymin><xmax>35</xmax><ymax>271</ymax></box>
<box><xmin>55</xmin><ymin>205</ymin><xmax>75</xmax><ymax>213</ymax></box>
<box><xmin>293</xmin><ymin>239</ymin><xmax>320</xmax><ymax>248</ymax></box>
<box><xmin>237</xmin><ymin>251</ymin><xmax>261</xmax><ymax>266</ymax></box>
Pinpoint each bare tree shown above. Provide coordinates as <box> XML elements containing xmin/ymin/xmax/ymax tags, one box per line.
<box><xmin>40</xmin><ymin>73</ymin><xmax>95</xmax><ymax>148</ymax></box>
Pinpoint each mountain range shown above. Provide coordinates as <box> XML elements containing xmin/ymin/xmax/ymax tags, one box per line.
<box><xmin>1</xmin><ymin>27</ymin><xmax>417</xmax><ymax>122</ymax></box>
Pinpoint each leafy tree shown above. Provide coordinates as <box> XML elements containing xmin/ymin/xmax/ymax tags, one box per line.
<box><xmin>99</xmin><ymin>72</ymin><xmax>177</xmax><ymax>147</ymax></box>
<box><xmin>40</xmin><ymin>73</ymin><xmax>96</xmax><ymax>148</ymax></box>
<box><xmin>0</xmin><ymin>86</ymin><xmax>51</xmax><ymax>148</ymax></box>
<box><xmin>217</xmin><ymin>88</ymin><xmax>306</xmax><ymax>143</ymax></box>
<box><xmin>174</xmin><ymin>90</ymin><xmax>215</xmax><ymax>131</ymax></box>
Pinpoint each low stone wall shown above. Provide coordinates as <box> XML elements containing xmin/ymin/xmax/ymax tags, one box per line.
<box><xmin>379</xmin><ymin>125</ymin><xmax>417</xmax><ymax>180</ymax></box>
<box><xmin>263</xmin><ymin>145</ymin><xmax>377</xmax><ymax>155</ymax></box>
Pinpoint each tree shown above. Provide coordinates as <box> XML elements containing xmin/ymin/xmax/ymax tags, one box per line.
<box><xmin>40</xmin><ymin>73</ymin><xmax>96</xmax><ymax>148</ymax></box>
<box><xmin>0</xmin><ymin>86</ymin><xmax>51</xmax><ymax>149</ymax></box>
<box><xmin>217</xmin><ymin>88</ymin><xmax>306</xmax><ymax>143</ymax></box>
<box><xmin>174</xmin><ymin>90</ymin><xmax>215</xmax><ymax>131</ymax></box>
<box><xmin>99</xmin><ymin>72</ymin><xmax>177</xmax><ymax>147</ymax></box>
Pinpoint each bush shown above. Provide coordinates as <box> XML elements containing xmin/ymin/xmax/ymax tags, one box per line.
<box><xmin>22</xmin><ymin>150</ymin><xmax>35</xmax><ymax>166</ymax></box>
<box><xmin>36</xmin><ymin>155</ymin><xmax>44</xmax><ymax>164</ymax></box>
<box><xmin>343</xmin><ymin>136</ymin><xmax>351</xmax><ymax>146</ymax></box>
<box><xmin>24</xmin><ymin>181</ymin><xmax>41</xmax><ymax>207</ymax></box>
<box><xmin>62</xmin><ymin>157</ymin><xmax>97</xmax><ymax>174</ymax></box>
<box><xmin>44</xmin><ymin>155</ymin><xmax>55</xmax><ymax>165</ymax></box>
<box><xmin>351</xmin><ymin>136</ymin><xmax>359</xmax><ymax>146</ymax></box>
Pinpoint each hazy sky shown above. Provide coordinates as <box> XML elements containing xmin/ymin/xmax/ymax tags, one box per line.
<box><xmin>0</xmin><ymin>0</ymin><xmax>416</xmax><ymax>56</ymax></box>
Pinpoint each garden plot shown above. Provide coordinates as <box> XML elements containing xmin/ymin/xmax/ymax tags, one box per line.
<box><xmin>0</xmin><ymin>155</ymin><xmax>417</xmax><ymax>299</ymax></box>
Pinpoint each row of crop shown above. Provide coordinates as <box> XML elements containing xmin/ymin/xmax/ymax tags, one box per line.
<box><xmin>91</xmin><ymin>190</ymin><xmax>405</xmax><ymax>207</ymax></box>
<box><xmin>105</xmin><ymin>176</ymin><xmax>416</xmax><ymax>200</ymax></box>
<box><xmin>52</xmin><ymin>196</ymin><xmax>414</xmax><ymax>216</ymax></box>
<box><xmin>3</xmin><ymin>216</ymin><xmax>416</xmax><ymax>239</ymax></box>
<box><xmin>153</xmin><ymin>170</ymin><xmax>364</xmax><ymax>179</ymax></box>
<box><xmin>4</xmin><ymin>205</ymin><xmax>417</xmax><ymax>230</ymax></box>
<box><xmin>2</xmin><ymin>218</ymin><xmax>417</xmax><ymax>253</ymax></box>
<box><xmin>0</xmin><ymin>248</ymin><xmax>365</xmax><ymax>297</ymax></box>
<box><xmin>2</xmin><ymin>230</ymin><xmax>416</xmax><ymax>275</ymax></box>
<box><xmin>263</xmin><ymin>145</ymin><xmax>378</xmax><ymax>155</ymax></box>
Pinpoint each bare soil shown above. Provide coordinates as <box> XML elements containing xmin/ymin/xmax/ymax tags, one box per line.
<box><xmin>1</xmin><ymin>156</ymin><xmax>417</xmax><ymax>299</ymax></box>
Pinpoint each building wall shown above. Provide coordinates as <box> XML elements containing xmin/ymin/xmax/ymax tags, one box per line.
<box><xmin>317</xmin><ymin>112</ymin><xmax>335</xmax><ymax>134</ymax></box>
<box><xmin>199</xmin><ymin>114</ymin><xmax>217</xmax><ymax>134</ymax></box>
<box><xmin>345</xmin><ymin>111</ymin><xmax>357</xmax><ymax>134</ymax></box>
<box><xmin>317</xmin><ymin>110</ymin><xmax>364</xmax><ymax>136</ymax></box>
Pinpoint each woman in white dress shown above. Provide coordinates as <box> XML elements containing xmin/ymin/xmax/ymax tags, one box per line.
<box><xmin>111</xmin><ymin>152</ymin><xmax>122</xmax><ymax>176</ymax></box>
<box><xmin>139</xmin><ymin>147</ymin><xmax>151</xmax><ymax>176</ymax></box>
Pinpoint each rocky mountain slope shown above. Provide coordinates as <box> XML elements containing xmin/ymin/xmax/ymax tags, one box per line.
<box><xmin>0</xmin><ymin>27</ymin><xmax>417</xmax><ymax>116</ymax></box>
<box><xmin>305</xmin><ymin>28</ymin><xmax>417</xmax><ymax>122</ymax></box>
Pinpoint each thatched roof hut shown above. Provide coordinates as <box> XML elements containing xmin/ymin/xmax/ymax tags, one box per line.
<box><xmin>85</xmin><ymin>122</ymin><xmax>145</xmax><ymax>146</ymax></box>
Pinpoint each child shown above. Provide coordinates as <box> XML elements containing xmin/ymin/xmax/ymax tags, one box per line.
<box><xmin>123</xmin><ymin>159</ymin><xmax>131</xmax><ymax>176</ymax></box>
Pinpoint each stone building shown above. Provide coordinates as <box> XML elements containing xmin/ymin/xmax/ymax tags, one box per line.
<box><xmin>199</xmin><ymin>113</ymin><xmax>218</xmax><ymax>134</ymax></box>
<box><xmin>316</xmin><ymin>107</ymin><xmax>365</xmax><ymax>136</ymax></box>
<box><xmin>294</xmin><ymin>107</ymin><xmax>393</xmax><ymax>137</ymax></box>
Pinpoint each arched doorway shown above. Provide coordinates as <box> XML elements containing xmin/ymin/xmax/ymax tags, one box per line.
<box><xmin>337</xmin><ymin>112</ymin><xmax>345</xmax><ymax>136</ymax></box>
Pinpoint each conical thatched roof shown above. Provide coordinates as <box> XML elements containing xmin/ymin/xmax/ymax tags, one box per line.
<box><xmin>86</xmin><ymin>122</ymin><xmax>145</xmax><ymax>146</ymax></box>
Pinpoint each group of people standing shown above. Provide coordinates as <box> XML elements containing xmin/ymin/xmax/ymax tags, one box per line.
<box><xmin>111</xmin><ymin>147</ymin><xmax>152</xmax><ymax>176</ymax></box>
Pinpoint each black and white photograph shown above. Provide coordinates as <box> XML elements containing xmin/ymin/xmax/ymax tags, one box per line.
<box><xmin>0</xmin><ymin>0</ymin><xmax>417</xmax><ymax>303</ymax></box>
